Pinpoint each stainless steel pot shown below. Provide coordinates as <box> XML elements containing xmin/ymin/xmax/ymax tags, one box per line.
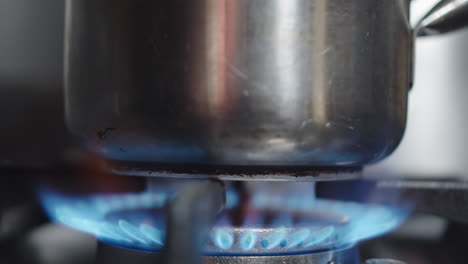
<box><xmin>64</xmin><ymin>0</ymin><xmax>468</xmax><ymax>170</ymax></box>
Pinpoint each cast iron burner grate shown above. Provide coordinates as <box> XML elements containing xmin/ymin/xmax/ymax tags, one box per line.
<box><xmin>38</xmin><ymin>181</ymin><xmax>409</xmax><ymax>255</ymax></box>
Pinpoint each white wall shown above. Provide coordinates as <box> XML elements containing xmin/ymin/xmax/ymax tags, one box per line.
<box><xmin>367</xmin><ymin>0</ymin><xmax>468</xmax><ymax>178</ymax></box>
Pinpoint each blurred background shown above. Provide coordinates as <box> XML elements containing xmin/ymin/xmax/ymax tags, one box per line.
<box><xmin>1</xmin><ymin>0</ymin><xmax>468</xmax><ymax>263</ymax></box>
<box><xmin>367</xmin><ymin>0</ymin><xmax>468</xmax><ymax>179</ymax></box>
<box><xmin>0</xmin><ymin>0</ymin><xmax>70</xmax><ymax>165</ymax></box>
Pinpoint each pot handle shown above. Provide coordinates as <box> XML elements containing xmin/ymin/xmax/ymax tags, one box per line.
<box><xmin>416</xmin><ymin>0</ymin><xmax>468</xmax><ymax>36</ymax></box>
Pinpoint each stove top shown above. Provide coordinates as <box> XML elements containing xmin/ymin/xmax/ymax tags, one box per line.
<box><xmin>3</xmin><ymin>166</ymin><xmax>468</xmax><ymax>264</ymax></box>
<box><xmin>3</xmin><ymin>171</ymin><xmax>468</xmax><ymax>264</ymax></box>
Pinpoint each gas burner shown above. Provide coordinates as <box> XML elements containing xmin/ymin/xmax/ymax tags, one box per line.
<box><xmin>95</xmin><ymin>242</ymin><xmax>360</xmax><ymax>264</ymax></box>
<box><xmin>38</xmin><ymin>181</ymin><xmax>410</xmax><ymax>255</ymax></box>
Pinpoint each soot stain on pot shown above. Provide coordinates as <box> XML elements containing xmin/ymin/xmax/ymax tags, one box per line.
<box><xmin>97</xmin><ymin>127</ymin><xmax>117</xmax><ymax>140</ymax></box>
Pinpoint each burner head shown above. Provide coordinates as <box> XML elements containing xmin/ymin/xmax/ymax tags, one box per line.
<box><xmin>95</xmin><ymin>242</ymin><xmax>360</xmax><ymax>264</ymax></box>
<box><xmin>38</xmin><ymin>181</ymin><xmax>410</xmax><ymax>255</ymax></box>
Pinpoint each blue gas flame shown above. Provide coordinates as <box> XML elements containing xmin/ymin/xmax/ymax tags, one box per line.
<box><xmin>38</xmin><ymin>182</ymin><xmax>410</xmax><ymax>255</ymax></box>
<box><xmin>240</xmin><ymin>232</ymin><xmax>257</xmax><ymax>251</ymax></box>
